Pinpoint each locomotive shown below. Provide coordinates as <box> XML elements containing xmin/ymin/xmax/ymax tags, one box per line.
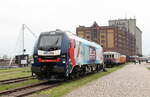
<box><xmin>31</xmin><ymin>30</ymin><xmax>104</xmax><ymax>80</ymax></box>
<box><xmin>104</xmin><ymin>52</ymin><xmax>126</xmax><ymax>67</ymax></box>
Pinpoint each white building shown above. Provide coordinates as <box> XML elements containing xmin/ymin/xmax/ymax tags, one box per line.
<box><xmin>109</xmin><ymin>19</ymin><xmax>142</xmax><ymax>56</ymax></box>
<box><xmin>136</xmin><ymin>27</ymin><xmax>142</xmax><ymax>56</ymax></box>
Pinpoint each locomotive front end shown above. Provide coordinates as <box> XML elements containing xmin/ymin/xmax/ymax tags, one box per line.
<box><xmin>32</xmin><ymin>31</ymin><xmax>69</xmax><ymax>80</ymax></box>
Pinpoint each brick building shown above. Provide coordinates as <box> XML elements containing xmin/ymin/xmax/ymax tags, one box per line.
<box><xmin>76</xmin><ymin>22</ymin><xmax>136</xmax><ymax>56</ymax></box>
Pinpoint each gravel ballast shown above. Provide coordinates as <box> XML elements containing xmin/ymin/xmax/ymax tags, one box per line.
<box><xmin>64</xmin><ymin>63</ymin><xmax>150</xmax><ymax>97</ymax></box>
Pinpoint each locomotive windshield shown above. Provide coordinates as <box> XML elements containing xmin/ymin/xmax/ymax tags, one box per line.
<box><xmin>38</xmin><ymin>34</ymin><xmax>63</xmax><ymax>51</ymax></box>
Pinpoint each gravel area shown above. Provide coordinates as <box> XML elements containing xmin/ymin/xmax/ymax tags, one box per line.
<box><xmin>64</xmin><ymin>63</ymin><xmax>150</xmax><ymax>97</ymax></box>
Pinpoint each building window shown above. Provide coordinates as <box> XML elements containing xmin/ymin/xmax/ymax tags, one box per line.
<box><xmin>86</xmin><ymin>32</ymin><xmax>90</xmax><ymax>34</ymax></box>
<box><xmin>101</xmin><ymin>40</ymin><xmax>105</xmax><ymax>43</ymax></box>
<box><xmin>77</xmin><ymin>31</ymin><xmax>84</xmax><ymax>38</ymax></box>
<box><xmin>101</xmin><ymin>35</ymin><xmax>105</xmax><ymax>38</ymax></box>
<box><xmin>107</xmin><ymin>29</ymin><xmax>114</xmax><ymax>33</ymax></box>
<box><xmin>87</xmin><ymin>36</ymin><xmax>90</xmax><ymax>39</ymax></box>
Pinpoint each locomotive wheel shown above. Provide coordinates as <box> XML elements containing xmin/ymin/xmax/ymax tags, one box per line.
<box><xmin>68</xmin><ymin>71</ymin><xmax>76</xmax><ymax>80</ymax></box>
<box><xmin>75</xmin><ymin>71</ymin><xmax>80</xmax><ymax>78</ymax></box>
<box><xmin>102</xmin><ymin>64</ymin><xmax>107</xmax><ymax>72</ymax></box>
<box><xmin>79</xmin><ymin>69</ymin><xmax>84</xmax><ymax>76</ymax></box>
<box><xmin>108</xmin><ymin>64</ymin><xmax>112</xmax><ymax>68</ymax></box>
<box><xmin>97</xmin><ymin>64</ymin><xmax>102</xmax><ymax>72</ymax></box>
<box><xmin>96</xmin><ymin>64</ymin><xmax>100</xmax><ymax>72</ymax></box>
<box><xmin>70</xmin><ymin>73</ymin><xmax>75</xmax><ymax>79</ymax></box>
<box><xmin>102</xmin><ymin>66</ymin><xmax>107</xmax><ymax>72</ymax></box>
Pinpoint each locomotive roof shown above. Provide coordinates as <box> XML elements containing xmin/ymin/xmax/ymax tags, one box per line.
<box><xmin>40</xmin><ymin>30</ymin><xmax>64</xmax><ymax>35</ymax></box>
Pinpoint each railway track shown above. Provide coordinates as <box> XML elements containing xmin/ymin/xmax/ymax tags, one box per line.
<box><xmin>0</xmin><ymin>70</ymin><xmax>104</xmax><ymax>97</ymax></box>
<box><xmin>0</xmin><ymin>81</ymin><xmax>61</xmax><ymax>97</ymax></box>
<box><xmin>0</xmin><ymin>76</ymin><xmax>33</xmax><ymax>85</ymax></box>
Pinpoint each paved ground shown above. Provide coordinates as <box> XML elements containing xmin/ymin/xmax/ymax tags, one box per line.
<box><xmin>64</xmin><ymin>63</ymin><xmax>150</xmax><ymax>97</ymax></box>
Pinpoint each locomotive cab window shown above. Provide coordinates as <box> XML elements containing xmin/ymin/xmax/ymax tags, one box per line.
<box><xmin>38</xmin><ymin>34</ymin><xmax>63</xmax><ymax>51</ymax></box>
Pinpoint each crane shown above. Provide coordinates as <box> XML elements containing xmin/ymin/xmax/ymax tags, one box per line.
<box><xmin>9</xmin><ymin>24</ymin><xmax>37</xmax><ymax>66</ymax></box>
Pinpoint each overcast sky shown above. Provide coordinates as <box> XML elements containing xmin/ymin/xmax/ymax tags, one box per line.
<box><xmin>0</xmin><ymin>0</ymin><xmax>149</xmax><ymax>56</ymax></box>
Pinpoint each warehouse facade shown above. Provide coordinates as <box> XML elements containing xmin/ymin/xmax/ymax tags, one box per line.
<box><xmin>76</xmin><ymin>22</ymin><xmax>136</xmax><ymax>56</ymax></box>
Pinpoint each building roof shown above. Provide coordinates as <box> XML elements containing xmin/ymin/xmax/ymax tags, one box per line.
<box><xmin>92</xmin><ymin>21</ymin><xmax>99</xmax><ymax>27</ymax></box>
<box><xmin>109</xmin><ymin>18</ymin><xmax>136</xmax><ymax>22</ymax></box>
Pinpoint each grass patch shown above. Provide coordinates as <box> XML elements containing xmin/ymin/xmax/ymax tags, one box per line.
<box><xmin>0</xmin><ymin>79</ymin><xmax>40</xmax><ymax>91</ymax></box>
<box><xmin>147</xmin><ymin>68</ymin><xmax>150</xmax><ymax>70</ymax></box>
<box><xmin>0</xmin><ymin>67</ymin><xmax>32</xmax><ymax>80</ymax></box>
<box><xmin>39</xmin><ymin>63</ymin><xmax>128</xmax><ymax>97</ymax></box>
<box><xmin>0</xmin><ymin>67</ymin><xmax>31</xmax><ymax>73</ymax></box>
<box><xmin>0</xmin><ymin>72</ymin><xmax>31</xmax><ymax>80</ymax></box>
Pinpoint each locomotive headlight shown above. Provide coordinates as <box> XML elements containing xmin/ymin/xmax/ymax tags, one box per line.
<box><xmin>62</xmin><ymin>60</ymin><xmax>66</xmax><ymax>63</ymax></box>
<box><xmin>62</xmin><ymin>58</ymin><xmax>66</xmax><ymax>63</ymax></box>
<box><xmin>61</xmin><ymin>55</ymin><xmax>66</xmax><ymax>63</ymax></box>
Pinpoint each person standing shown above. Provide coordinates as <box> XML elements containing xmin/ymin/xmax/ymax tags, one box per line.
<box><xmin>134</xmin><ymin>60</ymin><xmax>137</xmax><ymax>64</ymax></box>
<box><xmin>139</xmin><ymin>59</ymin><xmax>141</xmax><ymax>64</ymax></box>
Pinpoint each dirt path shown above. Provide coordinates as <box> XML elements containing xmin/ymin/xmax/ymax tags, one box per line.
<box><xmin>64</xmin><ymin>63</ymin><xmax>150</xmax><ymax>97</ymax></box>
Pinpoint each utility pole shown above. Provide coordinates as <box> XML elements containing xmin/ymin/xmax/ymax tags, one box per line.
<box><xmin>22</xmin><ymin>24</ymin><xmax>37</xmax><ymax>55</ymax></box>
<box><xmin>22</xmin><ymin>24</ymin><xmax>25</xmax><ymax>55</ymax></box>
